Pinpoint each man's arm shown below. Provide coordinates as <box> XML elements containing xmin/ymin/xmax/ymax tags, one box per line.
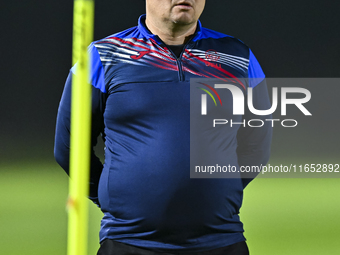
<box><xmin>237</xmin><ymin>79</ymin><xmax>273</xmax><ymax>188</ymax></box>
<box><xmin>237</xmin><ymin>49</ymin><xmax>273</xmax><ymax>188</ymax></box>
<box><xmin>54</xmin><ymin>68</ymin><xmax>106</xmax><ymax>206</ymax></box>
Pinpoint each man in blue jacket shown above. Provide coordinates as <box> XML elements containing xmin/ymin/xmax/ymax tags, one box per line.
<box><xmin>54</xmin><ymin>0</ymin><xmax>272</xmax><ymax>254</ymax></box>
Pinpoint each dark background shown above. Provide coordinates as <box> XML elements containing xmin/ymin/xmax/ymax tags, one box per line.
<box><xmin>1</xmin><ymin>0</ymin><xmax>339</xmax><ymax>163</ymax></box>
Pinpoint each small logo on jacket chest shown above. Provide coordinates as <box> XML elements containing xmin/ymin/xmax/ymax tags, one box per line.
<box><xmin>131</xmin><ymin>50</ymin><xmax>151</xmax><ymax>60</ymax></box>
<box><xmin>205</xmin><ymin>49</ymin><xmax>221</xmax><ymax>68</ymax></box>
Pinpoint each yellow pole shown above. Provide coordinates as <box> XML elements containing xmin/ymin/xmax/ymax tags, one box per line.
<box><xmin>68</xmin><ymin>1</ymin><xmax>94</xmax><ymax>255</ymax></box>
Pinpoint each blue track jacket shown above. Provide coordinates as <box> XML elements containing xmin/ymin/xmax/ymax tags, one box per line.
<box><xmin>54</xmin><ymin>15</ymin><xmax>272</xmax><ymax>253</ymax></box>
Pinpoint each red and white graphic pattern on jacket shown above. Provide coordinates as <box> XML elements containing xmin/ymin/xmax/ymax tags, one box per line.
<box><xmin>95</xmin><ymin>37</ymin><xmax>247</xmax><ymax>88</ymax></box>
<box><xmin>95</xmin><ymin>37</ymin><xmax>178</xmax><ymax>71</ymax></box>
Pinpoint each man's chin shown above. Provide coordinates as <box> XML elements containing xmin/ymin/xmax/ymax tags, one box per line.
<box><xmin>171</xmin><ymin>15</ymin><xmax>195</xmax><ymax>26</ymax></box>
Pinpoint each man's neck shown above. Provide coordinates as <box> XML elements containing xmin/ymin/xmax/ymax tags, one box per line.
<box><xmin>145</xmin><ymin>18</ymin><xmax>197</xmax><ymax>45</ymax></box>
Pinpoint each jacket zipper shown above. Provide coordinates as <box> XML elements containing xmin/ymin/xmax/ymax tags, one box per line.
<box><xmin>159</xmin><ymin>36</ymin><xmax>195</xmax><ymax>82</ymax></box>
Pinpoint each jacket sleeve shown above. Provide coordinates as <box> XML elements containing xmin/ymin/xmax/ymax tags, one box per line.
<box><xmin>237</xmin><ymin>49</ymin><xmax>273</xmax><ymax>188</ymax></box>
<box><xmin>54</xmin><ymin>43</ymin><xmax>106</xmax><ymax>206</ymax></box>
